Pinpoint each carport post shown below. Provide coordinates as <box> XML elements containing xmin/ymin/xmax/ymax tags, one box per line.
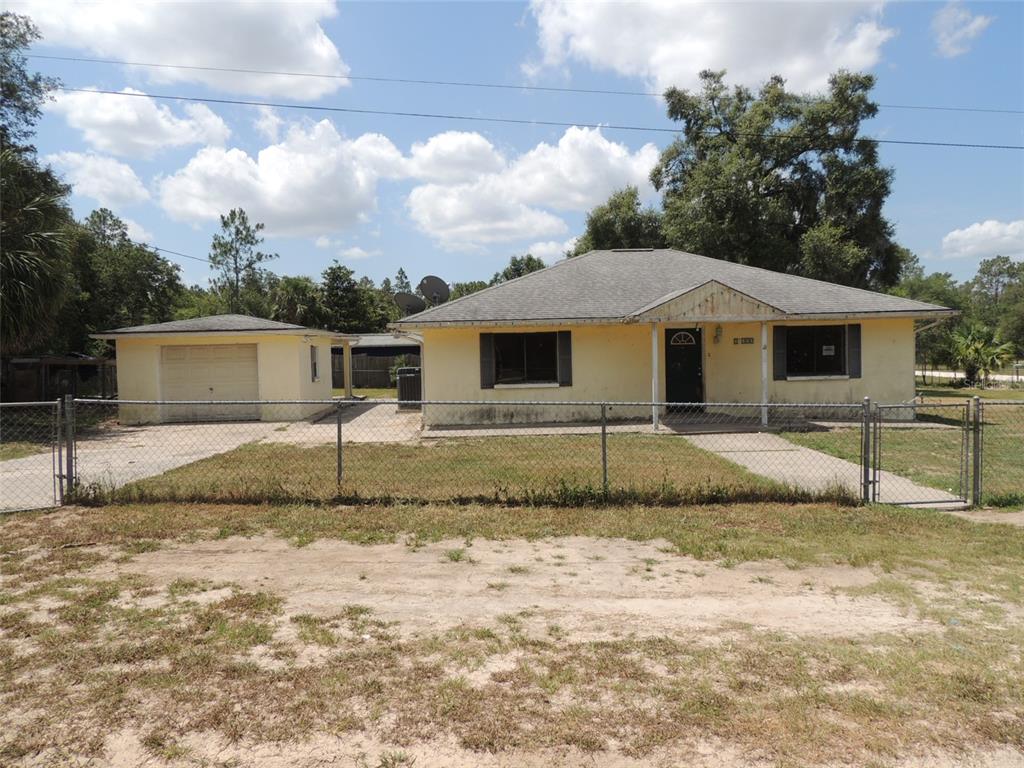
<box><xmin>860</xmin><ymin>396</ymin><xmax>871</xmax><ymax>503</ymax></box>
<box><xmin>760</xmin><ymin>322</ymin><xmax>769</xmax><ymax>426</ymax></box>
<box><xmin>342</xmin><ymin>399</ymin><xmax>350</xmax><ymax>483</ymax></box>
<box><xmin>343</xmin><ymin>341</ymin><xmax>353</xmax><ymax>399</ymax></box>
<box><xmin>650</xmin><ymin>323</ymin><xmax>659</xmax><ymax>430</ymax></box>
<box><xmin>63</xmin><ymin>394</ymin><xmax>75</xmax><ymax>492</ymax></box>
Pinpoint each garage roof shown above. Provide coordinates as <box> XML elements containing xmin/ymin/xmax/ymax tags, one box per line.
<box><xmin>92</xmin><ymin>314</ymin><xmax>351</xmax><ymax>339</ymax></box>
<box><xmin>391</xmin><ymin>249</ymin><xmax>954</xmax><ymax>327</ymax></box>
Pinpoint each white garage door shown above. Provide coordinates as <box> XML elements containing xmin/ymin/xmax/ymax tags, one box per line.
<box><xmin>160</xmin><ymin>344</ymin><xmax>259</xmax><ymax>421</ymax></box>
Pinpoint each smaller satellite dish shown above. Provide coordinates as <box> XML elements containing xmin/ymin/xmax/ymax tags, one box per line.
<box><xmin>395</xmin><ymin>292</ymin><xmax>427</xmax><ymax>316</ymax></box>
<box><xmin>418</xmin><ymin>275</ymin><xmax>450</xmax><ymax>306</ymax></box>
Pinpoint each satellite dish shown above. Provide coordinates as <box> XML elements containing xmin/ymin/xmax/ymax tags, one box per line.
<box><xmin>418</xmin><ymin>275</ymin><xmax>450</xmax><ymax>306</ymax></box>
<box><xmin>394</xmin><ymin>292</ymin><xmax>427</xmax><ymax>316</ymax></box>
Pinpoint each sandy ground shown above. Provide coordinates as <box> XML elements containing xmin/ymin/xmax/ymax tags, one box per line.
<box><xmin>94</xmin><ymin>729</ymin><xmax>1024</xmax><ymax>768</ymax></box>
<box><xmin>97</xmin><ymin>534</ymin><xmax>931</xmax><ymax>641</ymax></box>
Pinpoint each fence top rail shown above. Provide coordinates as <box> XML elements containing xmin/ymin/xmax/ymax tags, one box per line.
<box><xmin>979</xmin><ymin>400</ymin><xmax>1024</xmax><ymax>406</ymax></box>
<box><xmin>74</xmin><ymin>397</ymin><xmax>867</xmax><ymax>409</ymax></box>
<box><xmin>0</xmin><ymin>401</ymin><xmax>61</xmax><ymax>407</ymax></box>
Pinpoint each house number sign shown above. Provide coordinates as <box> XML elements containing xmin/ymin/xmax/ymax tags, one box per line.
<box><xmin>733</xmin><ymin>337</ymin><xmax>755</xmax><ymax>345</ymax></box>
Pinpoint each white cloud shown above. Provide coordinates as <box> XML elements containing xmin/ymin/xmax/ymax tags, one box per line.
<box><xmin>406</xmin><ymin>126</ymin><xmax>658</xmax><ymax>250</ymax></box>
<box><xmin>314</xmin><ymin>235</ymin><xmax>334</xmax><ymax>249</ymax></box>
<box><xmin>50</xmin><ymin>88</ymin><xmax>230</xmax><ymax>158</ymax></box>
<box><xmin>941</xmin><ymin>220</ymin><xmax>1024</xmax><ymax>260</ymax></box>
<box><xmin>932</xmin><ymin>1</ymin><xmax>994</xmax><ymax>58</ymax></box>
<box><xmin>253</xmin><ymin>106</ymin><xmax>284</xmax><ymax>142</ymax></box>
<box><xmin>14</xmin><ymin>0</ymin><xmax>349</xmax><ymax>99</ymax></box>
<box><xmin>526</xmin><ymin>0</ymin><xmax>895</xmax><ymax>94</ymax></box>
<box><xmin>340</xmin><ymin>246</ymin><xmax>378</xmax><ymax>260</ymax></box>
<box><xmin>527</xmin><ymin>238</ymin><xmax>578</xmax><ymax>261</ymax></box>
<box><xmin>408</xmin><ymin>132</ymin><xmax>506</xmax><ymax>183</ymax></box>
<box><xmin>158</xmin><ymin>120</ymin><xmax>402</xmax><ymax>237</ymax></box>
<box><xmin>45</xmin><ymin>151</ymin><xmax>150</xmax><ymax>207</ymax></box>
<box><xmin>123</xmin><ymin>218</ymin><xmax>154</xmax><ymax>243</ymax></box>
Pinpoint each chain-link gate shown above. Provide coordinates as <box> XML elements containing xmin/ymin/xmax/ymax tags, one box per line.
<box><xmin>0</xmin><ymin>400</ymin><xmax>64</xmax><ymax>513</ymax></box>
<box><xmin>872</xmin><ymin>402</ymin><xmax>969</xmax><ymax>506</ymax></box>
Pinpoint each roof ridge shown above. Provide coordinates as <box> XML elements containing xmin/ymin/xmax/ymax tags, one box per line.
<box><xmin>396</xmin><ymin>250</ymin><xmax>595</xmax><ymax>323</ymax></box>
<box><xmin>667</xmin><ymin>249</ymin><xmax>945</xmax><ymax>310</ymax></box>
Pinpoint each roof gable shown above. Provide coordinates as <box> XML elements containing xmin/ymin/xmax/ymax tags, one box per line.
<box><xmin>392</xmin><ymin>249</ymin><xmax>953</xmax><ymax>327</ymax></box>
<box><xmin>631</xmin><ymin>280</ymin><xmax>783</xmax><ymax>322</ymax></box>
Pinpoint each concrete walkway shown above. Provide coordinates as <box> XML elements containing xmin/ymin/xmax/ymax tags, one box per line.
<box><xmin>684</xmin><ymin>432</ymin><xmax>965</xmax><ymax>508</ymax></box>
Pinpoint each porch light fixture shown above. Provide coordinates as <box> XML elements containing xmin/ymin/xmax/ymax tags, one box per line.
<box><xmin>714</xmin><ymin>324</ymin><xmax>722</xmax><ymax>344</ymax></box>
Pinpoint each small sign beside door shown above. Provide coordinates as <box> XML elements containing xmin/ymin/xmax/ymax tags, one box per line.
<box><xmin>733</xmin><ymin>337</ymin><xmax>755</xmax><ymax>345</ymax></box>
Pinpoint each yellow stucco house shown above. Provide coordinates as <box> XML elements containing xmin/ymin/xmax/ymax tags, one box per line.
<box><xmin>391</xmin><ymin>248</ymin><xmax>955</xmax><ymax>426</ymax></box>
<box><xmin>93</xmin><ymin>315</ymin><xmax>355</xmax><ymax>423</ymax></box>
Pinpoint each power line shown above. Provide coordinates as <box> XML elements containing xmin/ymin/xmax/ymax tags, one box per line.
<box><xmin>57</xmin><ymin>86</ymin><xmax>1024</xmax><ymax>150</ymax></box>
<box><xmin>152</xmin><ymin>245</ymin><xmax>210</xmax><ymax>264</ymax></box>
<box><xmin>30</xmin><ymin>53</ymin><xmax>1024</xmax><ymax>115</ymax></box>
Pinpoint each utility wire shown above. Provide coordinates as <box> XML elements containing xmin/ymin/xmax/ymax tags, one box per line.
<box><xmin>31</xmin><ymin>53</ymin><xmax>1024</xmax><ymax>115</ymax></box>
<box><xmin>151</xmin><ymin>245</ymin><xmax>211</xmax><ymax>264</ymax></box>
<box><xmin>58</xmin><ymin>86</ymin><xmax>1024</xmax><ymax>150</ymax></box>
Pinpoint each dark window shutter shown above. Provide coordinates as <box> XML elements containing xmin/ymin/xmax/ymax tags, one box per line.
<box><xmin>479</xmin><ymin>333</ymin><xmax>495</xmax><ymax>389</ymax></box>
<box><xmin>773</xmin><ymin>326</ymin><xmax>787</xmax><ymax>381</ymax></box>
<box><xmin>557</xmin><ymin>330</ymin><xmax>572</xmax><ymax>387</ymax></box>
<box><xmin>847</xmin><ymin>324</ymin><xmax>862</xmax><ymax>379</ymax></box>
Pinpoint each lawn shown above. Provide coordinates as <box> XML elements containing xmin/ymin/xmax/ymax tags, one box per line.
<box><xmin>917</xmin><ymin>384</ymin><xmax>1024</xmax><ymax>402</ymax></box>
<box><xmin>786</xmin><ymin>402</ymin><xmax>1023</xmax><ymax>507</ymax></box>
<box><xmin>333</xmin><ymin>386</ymin><xmax>398</xmax><ymax>399</ymax></box>
<box><xmin>0</xmin><ymin>441</ymin><xmax>48</xmax><ymax>461</ymax></box>
<box><xmin>108</xmin><ymin>432</ymin><xmax>848</xmax><ymax>506</ymax></box>
<box><xmin>2</xmin><ymin>501</ymin><xmax>1023</xmax><ymax>765</ymax></box>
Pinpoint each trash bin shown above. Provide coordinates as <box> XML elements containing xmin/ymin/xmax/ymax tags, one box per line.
<box><xmin>396</xmin><ymin>367</ymin><xmax>422</xmax><ymax>410</ymax></box>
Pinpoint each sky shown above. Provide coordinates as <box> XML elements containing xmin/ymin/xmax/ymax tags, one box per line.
<box><xmin>7</xmin><ymin>0</ymin><xmax>1024</xmax><ymax>289</ymax></box>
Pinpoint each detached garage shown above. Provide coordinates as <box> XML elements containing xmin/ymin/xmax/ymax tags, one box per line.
<box><xmin>92</xmin><ymin>315</ymin><xmax>355</xmax><ymax>423</ymax></box>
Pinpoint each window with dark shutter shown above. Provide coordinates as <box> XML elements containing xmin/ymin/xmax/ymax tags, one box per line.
<box><xmin>847</xmin><ymin>324</ymin><xmax>862</xmax><ymax>379</ymax></box>
<box><xmin>483</xmin><ymin>331</ymin><xmax>560</xmax><ymax>385</ymax></box>
<box><xmin>479</xmin><ymin>333</ymin><xmax>495</xmax><ymax>389</ymax></box>
<box><xmin>773</xmin><ymin>326</ymin><xmax>787</xmax><ymax>380</ymax></box>
<box><xmin>556</xmin><ymin>330</ymin><xmax>572</xmax><ymax>387</ymax></box>
<box><xmin>780</xmin><ymin>325</ymin><xmax>850</xmax><ymax>377</ymax></box>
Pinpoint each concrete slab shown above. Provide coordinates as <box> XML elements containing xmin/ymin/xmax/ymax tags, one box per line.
<box><xmin>684</xmin><ymin>432</ymin><xmax>965</xmax><ymax>509</ymax></box>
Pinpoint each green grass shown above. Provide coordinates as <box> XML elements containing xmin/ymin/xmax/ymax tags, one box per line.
<box><xmin>333</xmin><ymin>387</ymin><xmax>398</xmax><ymax>399</ymax></box>
<box><xmin>95</xmin><ymin>432</ymin><xmax>851</xmax><ymax>507</ymax></box>
<box><xmin>917</xmin><ymin>385</ymin><xmax>1024</xmax><ymax>402</ymax></box>
<box><xmin>785</xmin><ymin>403</ymin><xmax>1023</xmax><ymax>507</ymax></box>
<box><xmin>0</xmin><ymin>441</ymin><xmax>48</xmax><ymax>461</ymax></box>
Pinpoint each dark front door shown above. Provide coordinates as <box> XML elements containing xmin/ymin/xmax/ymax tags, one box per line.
<box><xmin>665</xmin><ymin>328</ymin><xmax>703</xmax><ymax>405</ymax></box>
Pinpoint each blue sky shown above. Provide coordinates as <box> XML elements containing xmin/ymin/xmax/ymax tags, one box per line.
<box><xmin>10</xmin><ymin>0</ymin><xmax>1024</xmax><ymax>288</ymax></box>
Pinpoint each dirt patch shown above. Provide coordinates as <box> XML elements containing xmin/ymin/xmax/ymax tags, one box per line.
<box><xmin>93</xmin><ymin>534</ymin><xmax>929</xmax><ymax>640</ymax></box>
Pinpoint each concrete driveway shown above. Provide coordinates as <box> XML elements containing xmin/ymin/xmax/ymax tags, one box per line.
<box><xmin>684</xmin><ymin>432</ymin><xmax>965</xmax><ymax>508</ymax></box>
<box><xmin>1</xmin><ymin>404</ymin><xmax>423</xmax><ymax>512</ymax></box>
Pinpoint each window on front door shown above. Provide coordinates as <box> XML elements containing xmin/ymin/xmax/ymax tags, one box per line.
<box><xmin>310</xmin><ymin>345</ymin><xmax>320</xmax><ymax>382</ymax></box>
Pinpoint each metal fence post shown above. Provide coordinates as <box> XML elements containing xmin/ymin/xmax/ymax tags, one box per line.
<box><xmin>600</xmin><ymin>403</ymin><xmax>609</xmax><ymax>494</ymax></box>
<box><xmin>971</xmin><ymin>396</ymin><xmax>982</xmax><ymax>507</ymax></box>
<box><xmin>63</xmin><ymin>394</ymin><xmax>75</xmax><ymax>493</ymax></box>
<box><xmin>861</xmin><ymin>396</ymin><xmax>871</xmax><ymax>504</ymax></box>
<box><xmin>336</xmin><ymin>401</ymin><xmax>344</xmax><ymax>485</ymax></box>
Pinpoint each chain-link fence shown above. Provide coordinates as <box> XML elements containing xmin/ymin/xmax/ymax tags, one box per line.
<box><xmin>872</xmin><ymin>402</ymin><xmax>969</xmax><ymax>506</ymax></box>
<box><xmin>59</xmin><ymin>398</ymin><xmax>872</xmax><ymax>506</ymax></box>
<box><xmin>1</xmin><ymin>397</ymin><xmax>1020</xmax><ymax>513</ymax></box>
<box><xmin>978</xmin><ymin>401</ymin><xmax>1024</xmax><ymax>507</ymax></box>
<box><xmin>0</xmin><ymin>401</ymin><xmax>63</xmax><ymax>513</ymax></box>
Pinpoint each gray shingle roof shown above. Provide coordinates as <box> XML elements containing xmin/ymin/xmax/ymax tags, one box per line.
<box><xmin>101</xmin><ymin>314</ymin><xmax>310</xmax><ymax>335</ymax></box>
<box><xmin>393</xmin><ymin>249</ymin><xmax>952</xmax><ymax>326</ymax></box>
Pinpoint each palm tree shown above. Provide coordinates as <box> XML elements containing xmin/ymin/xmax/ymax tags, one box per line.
<box><xmin>0</xmin><ymin>147</ymin><xmax>72</xmax><ymax>354</ymax></box>
<box><xmin>951</xmin><ymin>323</ymin><xmax>1015</xmax><ymax>387</ymax></box>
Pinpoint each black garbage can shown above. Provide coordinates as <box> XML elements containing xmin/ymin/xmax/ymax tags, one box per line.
<box><xmin>396</xmin><ymin>367</ymin><xmax>422</xmax><ymax>410</ymax></box>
